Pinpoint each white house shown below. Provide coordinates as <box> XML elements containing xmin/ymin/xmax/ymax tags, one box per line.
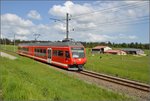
<box><xmin>91</xmin><ymin>46</ymin><xmax>112</xmax><ymax>53</ymax></box>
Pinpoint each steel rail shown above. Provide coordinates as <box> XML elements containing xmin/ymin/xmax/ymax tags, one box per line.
<box><xmin>1</xmin><ymin>48</ymin><xmax>150</xmax><ymax>92</ymax></box>
<box><xmin>79</xmin><ymin>70</ymin><xmax>150</xmax><ymax>92</ymax></box>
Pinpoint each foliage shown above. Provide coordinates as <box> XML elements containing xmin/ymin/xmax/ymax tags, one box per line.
<box><xmin>0</xmin><ymin>38</ymin><xmax>149</xmax><ymax>49</ymax></box>
<box><xmin>81</xmin><ymin>41</ymin><xmax>150</xmax><ymax>49</ymax></box>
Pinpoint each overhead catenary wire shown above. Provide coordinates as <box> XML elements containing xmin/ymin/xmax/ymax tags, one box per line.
<box><xmin>71</xmin><ymin>1</ymin><xmax>148</xmax><ymax>19</ymax></box>
<box><xmin>50</xmin><ymin>13</ymin><xmax>71</xmax><ymax>40</ymax></box>
<box><xmin>49</xmin><ymin>18</ymin><xmax>66</xmax><ymax>23</ymax></box>
<box><xmin>48</xmin><ymin>1</ymin><xmax>148</xmax><ymax>36</ymax></box>
<box><xmin>49</xmin><ymin>1</ymin><xmax>147</xmax><ymax>21</ymax></box>
<box><xmin>33</xmin><ymin>34</ymin><xmax>41</xmax><ymax>41</ymax></box>
<box><xmin>67</xmin><ymin>2</ymin><xmax>149</xmax><ymax>33</ymax></box>
<box><xmin>72</xmin><ymin>15</ymin><xmax>149</xmax><ymax>31</ymax></box>
<box><xmin>76</xmin><ymin>15</ymin><xmax>149</xmax><ymax>26</ymax></box>
<box><xmin>34</xmin><ymin>1</ymin><xmax>148</xmax><ymax>44</ymax></box>
<box><xmin>75</xmin><ymin>19</ymin><xmax>149</xmax><ymax>32</ymax></box>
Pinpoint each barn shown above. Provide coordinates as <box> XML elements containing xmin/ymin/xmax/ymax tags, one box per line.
<box><xmin>105</xmin><ymin>50</ymin><xmax>126</xmax><ymax>55</ymax></box>
<box><xmin>121</xmin><ymin>48</ymin><xmax>144</xmax><ymax>55</ymax></box>
<box><xmin>91</xmin><ymin>46</ymin><xmax>112</xmax><ymax>53</ymax></box>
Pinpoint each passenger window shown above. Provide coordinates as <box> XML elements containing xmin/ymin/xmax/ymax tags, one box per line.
<box><xmin>37</xmin><ymin>49</ymin><xmax>40</xmax><ymax>53</ymax></box>
<box><xmin>40</xmin><ymin>49</ymin><xmax>42</xmax><ymax>53</ymax></box>
<box><xmin>43</xmin><ymin>49</ymin><xmax>46</xmax><ymax>53</ymax></box>
<box><xmin>58</xmin><ymin>51</ymin><xmax>63</xmax><ymax>56</ymax></box>
<box><xmin>65</xmin><ymin>51</ymin><xmax>70</xmax><ymax>58</ymax></box>
<box><xmin>53</xmin><ymin>50</ymin><xmax>57</xmax><ymax>56</ymax></box>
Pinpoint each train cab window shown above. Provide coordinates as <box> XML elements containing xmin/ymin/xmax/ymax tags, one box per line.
<box><xmin>65</xmin><ymin>51</ymin><xmax>70</xmax><ymax>58</ymax></box>
<box><xmin>71</xmin><ymin>47</ymin><xmax>85</xmax><ymax>58</ymax></box>
<box><xmin>58</xmin><ymin>51</ymin><xmax>63</xmax><ymax>56</ymax></box>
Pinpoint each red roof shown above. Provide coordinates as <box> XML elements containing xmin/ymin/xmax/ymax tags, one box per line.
<box><xmin>93</xmin><ymin>46</ymin><xmax>108</xmax><ymax>49</ymax></box>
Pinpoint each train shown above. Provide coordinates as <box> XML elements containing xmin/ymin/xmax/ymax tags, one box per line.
<box><xmin>17</xmin><ymin>41</ymin><xmax>87</xmax><ymax>71</ymax></box>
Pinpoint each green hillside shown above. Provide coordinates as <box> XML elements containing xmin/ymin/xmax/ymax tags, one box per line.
<box><xmin>0</xmin><ymin>55</ymin><xmax>132</xmax><ymax>100</ymax></box>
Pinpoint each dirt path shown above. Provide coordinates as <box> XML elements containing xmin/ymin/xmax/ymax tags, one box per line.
<box><xmin>0</xmin><ymin>52</ymin><xmax>17</xmax><ymax>60</ymax></box>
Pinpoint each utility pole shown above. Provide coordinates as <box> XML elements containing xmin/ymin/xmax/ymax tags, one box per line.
<box><xmin>4</xmin><ymin>37</ymin><xmax>6</xmax><ymax>50</ymax></box>
<box><xmin>0</xmin><ymin>33</ymin><xmax>1</xmax><ymax>56</ymax></box>
<box><xmin>33</xmin><ymin>34</ymin><xmax>40</xmax><ymax>41</ymax></box>
<box><xmin>49</xmin><ymin>13</ymin><xmax>71</xmax><ymax>41</ymax></box>
<box><xmin>14</xmin><ymin>34</ymin><xmax>15</xmax><ymax>52</ymax></box>
<box><xmin>66</xmin><ymin>13</ymin><xmax>69</xmax><ymax>40</ymax></box>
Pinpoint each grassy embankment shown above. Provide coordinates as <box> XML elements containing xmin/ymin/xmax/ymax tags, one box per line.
<box><xmin>1</xmin><ymin>45</ymin><xmax>149</xmax><ymax>83</ymax></box>
<box><xmin>0</xmin><ymin>45</ymin><xmax>18</xmax><ymax>56</ymax></box>
<box><xmin>0</xmin><ymin>44</ymin><xmax>17</xmax><ymax>51</ymax></box>
<box><xmin>0</xmin><ymin>45</ymin><xmax>132</xmax><ymax>100</ymax></box>
<box><xmin>85</xmin><ymin>48</ymin><xmax>150</xmax><ymax>84</ymax></box>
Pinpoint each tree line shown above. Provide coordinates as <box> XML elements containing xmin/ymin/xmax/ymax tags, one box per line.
<box><xmin>0</xmin><ymin>38</ymin><xmax>149</xmax><ymax>49</ymax></box>
<box><xmin>81</xmin><ymin>41</ymin><xmax>149</xmax><ymax>49</ymax></box>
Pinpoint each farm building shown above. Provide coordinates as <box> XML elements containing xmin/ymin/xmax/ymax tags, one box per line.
<box><xmin>121</xmin><ymin>48</ymin><xmax>144</xmax><ymax>55</ymax></box>
<box><xmin>92</xmin><ymin>46</ymin><xmax>112</xmax><ymax>53</ymax></box>
<box><xmin>105</xmin><ymin>50</ymin><xmax>126</xmax><ymax>55</ymax></box>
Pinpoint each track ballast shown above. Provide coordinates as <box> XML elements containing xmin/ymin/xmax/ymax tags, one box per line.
<box><xmin>79</xmin><ymin>70</ymin><xmax>150</xmax><ymax>92</ymax></box>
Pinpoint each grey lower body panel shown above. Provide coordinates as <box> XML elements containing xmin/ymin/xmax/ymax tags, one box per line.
<box><xmin>68</xmin><ymin>64</ymin><xmax>84</xmax><ymax>71</ymax></box>
<box><xmin>68</xmin><ymin>68</ymin><xmax>79</xmax><ymax>70</ymax></box>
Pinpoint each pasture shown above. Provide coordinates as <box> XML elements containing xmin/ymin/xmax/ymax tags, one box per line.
<box><xmin>85</xmin><ymin>48</ymin><xmax>150</xmax><ymax>84</ymax></box>
<box><xmin>0</xmin><ymin>51</ymin><xmax>132</xmax><ymax>100</ymax></box>
<box><xmin>1</xmin><ymin>44</ymin><xmax>149</xmax><ymax>84</ymax></box>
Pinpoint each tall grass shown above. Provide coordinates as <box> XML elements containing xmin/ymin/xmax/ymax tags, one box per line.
<box><xmin>0</xmin><ymin>56</ymin><xmax>132</xmax><ymax>100</ymax></box>
<box><xmin>0</xmin><ymin>44</ymin><xmax>17</xmax><ymax>52</ymax></box>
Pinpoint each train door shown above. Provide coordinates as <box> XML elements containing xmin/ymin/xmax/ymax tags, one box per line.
<box><xmin>47</xmin><ymin>48</ymin><xmax>52</xmax><ymax>63</ymax></box>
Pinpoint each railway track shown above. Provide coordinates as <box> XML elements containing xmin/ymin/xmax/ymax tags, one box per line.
<box><xmin>1</xmin><ymin>49</ymin><xmax>150</xmax><ymax>93</ymax></box>
<box><xmin>79</xmin><ymin>70</ymin><xmax>150</xmax><ymax>92</ymax></box>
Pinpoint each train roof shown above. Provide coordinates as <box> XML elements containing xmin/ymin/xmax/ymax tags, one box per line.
<box><xmin>18</xmin><ymin>42</ymin><xmax>84</xmax><ymax>47</ymax></box>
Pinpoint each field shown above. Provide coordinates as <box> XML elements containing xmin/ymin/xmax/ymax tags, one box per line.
<box><xmin>1</xmin><ymin>45</ymin><xmax>150</xmax><ymax>84</ymax></box>
<box><xmin>0</xmin><ymin>49</ymin><xmax>132</xmax><ymax>100</ymax></box>
<box><xmin>1</xmin><ymin>45</ymin><xmax>149</xmax><ymax>84</ymax></box>
<box><xmin>85</xmin><ymin>48</ymin><xmax>150</xmax><ymax>84</ymax></box>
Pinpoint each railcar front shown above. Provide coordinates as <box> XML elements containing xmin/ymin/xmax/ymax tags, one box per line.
<box><xmin>67</xmin><ymin>47</ymin><xmax>87</xmax><ymax>71</ymax></box>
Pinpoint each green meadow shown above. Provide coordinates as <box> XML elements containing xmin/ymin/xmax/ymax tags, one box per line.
<box><xmin>0</xmin><ymin>45</ymin><xmax>18</xmax><ymax>56</ymax></box>
<box><xmin>85</xmin><ymin>48</ymin><xmax>150</xmax><ymax>84</ymax></box>
<box><xmin>0</xmin><ymin>52</ymin><xmax>132</xmax><ymax>100</ymax></box>
<box><xmin>1</xmin><ymin>45</ymin><xmax>149</xmax><ymax>84</ymax></box>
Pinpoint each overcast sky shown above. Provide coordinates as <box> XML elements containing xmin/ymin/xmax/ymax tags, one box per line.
<box><xmin>1</xmin><ymin>0</ymin><xmax>149</xmax><ymax>43</ymax></box>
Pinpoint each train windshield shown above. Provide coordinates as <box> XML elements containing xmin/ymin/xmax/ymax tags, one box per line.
<box><xmin>71</xmin><ymin>47</ymin><xmax>85</xmax><ymax>58</ymax></box>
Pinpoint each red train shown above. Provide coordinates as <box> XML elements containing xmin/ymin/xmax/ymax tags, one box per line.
<box><xmin>18</xmin><ymin>42</ymin><xmax>87</xmax><ymax>71</ymax></box>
